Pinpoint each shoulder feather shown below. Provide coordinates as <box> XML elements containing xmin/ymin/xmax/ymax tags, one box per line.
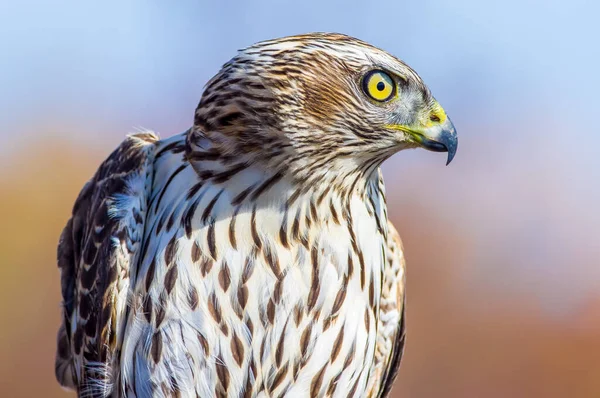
<box><xmin>55</xmin><ymin>132</ymin><xmax>158</xmax><ymax>396</ymax></box>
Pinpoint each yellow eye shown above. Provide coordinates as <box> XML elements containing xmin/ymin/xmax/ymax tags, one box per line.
<box><xmin>362</xmin><ymin>70</ymin><xmax>395</xmax><ymax>102</ymax></box>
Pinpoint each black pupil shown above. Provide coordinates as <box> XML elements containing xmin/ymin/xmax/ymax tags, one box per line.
<box><xmin>376</xmin><ymin>81</ymin><xmax>386</xmax><ymax>91</ymax></box>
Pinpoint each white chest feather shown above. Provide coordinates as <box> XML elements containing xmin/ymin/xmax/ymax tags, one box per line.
<box><xmin>119</xmin><ymin>144</ymin><xmax>389</xmax><ymax>398</ymax></box>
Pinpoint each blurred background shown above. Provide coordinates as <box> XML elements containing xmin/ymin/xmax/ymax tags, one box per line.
<box><xmin>1</xmin><ymin>0</ymin><xmax>599</xmax><ymax>397</ymax></box>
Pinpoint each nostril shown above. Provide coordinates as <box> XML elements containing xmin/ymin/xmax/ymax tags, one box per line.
<box><xmin>430</xmin><ymin>114</ymin><xmax>441</xmax><ymax>123</ymax></box>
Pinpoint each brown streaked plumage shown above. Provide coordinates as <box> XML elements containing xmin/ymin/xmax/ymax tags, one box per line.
<box><xmin>55</xmin><ymin>32</ymin><xmax>457</xmax><ymax>397</ymax></box>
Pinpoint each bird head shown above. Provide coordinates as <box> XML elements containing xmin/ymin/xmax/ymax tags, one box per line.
<box><xmin>191</xmin><ymin>33</ymin><xmax>457</xmax><ymax>182</ymax></box>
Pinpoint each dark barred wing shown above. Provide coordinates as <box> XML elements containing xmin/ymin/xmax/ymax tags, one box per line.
<box><xmin>374</xmin><ymin>221</ymin><xmax>407</xmax><ymax>397</ymax></box>
<box><xmin>55</xmin><ymin>133</ymin><xmax>158</xmax><ymax>396</ymax></box>
<box><xmin>378</xmin><ymin>298</ymin><xmax>406</xmax><ymax>397</ymax></box>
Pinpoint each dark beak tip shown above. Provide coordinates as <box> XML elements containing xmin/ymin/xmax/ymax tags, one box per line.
<box><xmin>414</xmin><ymin>119</ymin><xmax>458</xmax><ymax>165</ymax></box>
<box><xmin>446</xmin><ymin>144</ymin><xmax>457</xmax><ymax>165</ymax></box>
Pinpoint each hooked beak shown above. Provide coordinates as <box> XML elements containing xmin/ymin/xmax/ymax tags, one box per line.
<box><xmin>410</xmin><ymin>116</ymin><xmax>458</xmax><ymax>165</ymax></box>
<box><xmin>386</xmin><ymin>115</ymin><xmax>458</xmax><ymax>165</ymax></box>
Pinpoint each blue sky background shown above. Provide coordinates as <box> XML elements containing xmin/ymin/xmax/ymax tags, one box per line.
<box><xmin>1</xmin><ymin>0</ymin><xmax>599</xmax><ymax>318</ymax></box>
<box><xmin>2</xmin><ymin>0</ymin><xmax>598</xmax><ymax>142</ymax></box>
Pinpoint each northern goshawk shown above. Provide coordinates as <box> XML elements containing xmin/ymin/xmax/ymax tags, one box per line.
<box><xmin>55</xmin><ymin>33</ymin><xmax>457</xmax><ymax>397</ymax></box>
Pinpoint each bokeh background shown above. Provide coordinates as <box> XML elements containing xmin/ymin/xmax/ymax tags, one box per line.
<box><xmin>1</xmin><ymin>0</ymin><xmax>599</xmax><ymax>397</ymax></box>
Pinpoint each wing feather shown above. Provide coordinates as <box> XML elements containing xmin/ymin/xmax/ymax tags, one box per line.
<box><xmin>55</xmin><ymin>132</ymin><xmax>158</xmax><ymax>397</ymax></box>
<box><xmin>368</xmin><ymin>220</ymin><xmax>407</xmax><ymax>397</ymax></box>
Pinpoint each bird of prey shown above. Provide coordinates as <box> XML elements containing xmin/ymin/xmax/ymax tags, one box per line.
<box><xmin>55</xmin><ymin>33</ymin><xmax>457</xmax><ymax>398</ymax></box>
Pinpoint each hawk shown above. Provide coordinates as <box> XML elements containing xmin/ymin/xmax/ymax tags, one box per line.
<box><xmin>55</xmin><ymin>33</ymin><xmax>457</xmax><ymax>397</ymax></box>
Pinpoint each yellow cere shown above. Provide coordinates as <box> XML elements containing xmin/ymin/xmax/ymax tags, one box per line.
<box><xmin>426</xmin><ymin>101</ymin><xmax>447</xmax><ymax>127</ymax></box>
<box><xmin>363</xmin><ymin>70</ymin><xmax>395</xmax><ymax>102</ymax></box>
